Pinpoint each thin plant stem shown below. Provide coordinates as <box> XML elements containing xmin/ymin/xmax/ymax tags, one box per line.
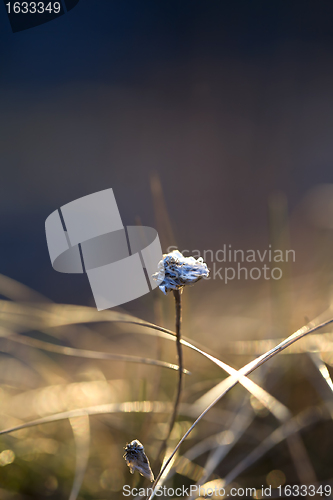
<box><xmin>169</xmin><ymin>289</ymin><xmax>183</xmax><ymax>438</ymax></box>
<box><xmin>153</xmin><ymin>289</ymin><xmax>183</xmax><ymax>470</ymax></box>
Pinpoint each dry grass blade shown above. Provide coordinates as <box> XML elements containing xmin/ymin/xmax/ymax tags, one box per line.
<box><xmin>1</xmin><ymin>297</ymin><xmax>331</xmax><ymax>498</ymax></box>
<box><xmin>310</xmin><ymin>352</ymin><xmax>333</xmax><ymax>394</ymax></box>
<box><xmin>146</xmin><ymin>315</ymin><xmax>333</xmax><ymax>500</ymax></box>
<box><xmin>0</xmin><ymin>274</ymin><xmax>50</xmax><ymax>303</ymax></box>
<box><xmin>150</xmin><ymin>171</ymin><xmax>176</xmax><ymax>250</ymax></box>
<box><xmin>222</xmin><ymin>405</ymin><xmax>328</xmax><ymax>487</ymax></box>
<box><xmin>227</xmin><ymin>331</ymin><xmax>333</xmax><ymax>355</ymax></box>
<box><xmin>0</xmin><ymin>327</ymin><xmax>190</xmax><ymax>374</ymax></box>
<box><xmin>0</xmin><ymin>300</ymin><xmax>179</xmax><ymax>340</ymax></box>
<box><xmin>182</xmin><ymin>410</ymin><xmax>255</xmax><ymax>463</ymax></box>
<box><xmin>0</xmin><ymin>402</ymin><xmax>170</xmax><ymax>437</ymax></box>
<box><xmin>182</xmin><ymin>340</ymin><xmax>317</xmax><ymax>486</ymax></box>
<box><xmin>186</xmin><ymin>401</ymin><xmax>254</xmax><ymax>499</ymax></box>
<box><xmin>1</xmin><ymin>300</ymin><xmax>290</xmax><ymax>389</ymax></box>
<box><xmin>1</xmin><ymin>300</ymin><xmax>321</xmax><ymax>447</ymax></box>
<box><xmin>0</xmin><ymin>401</ymin><xmax>232</xmax><ymax>437</ymax></box>
<box><xmin>69</xmin><ymin>415</ymin><xmax>90</xmax><ymax>500</ymax></box>
<box><xmin>192</xmin><ymin>364</ymin><xmax>317</xmax><ymax>487</ymax></box>
<box><xmin>192</xmin><ymin>354</ymin><xmax>290</xmax><ymax>421</ymax></box>
<box><xmin>0</xmin><ymin>332</ymin><xmax>70</xmax><ymax>384</ymax></box>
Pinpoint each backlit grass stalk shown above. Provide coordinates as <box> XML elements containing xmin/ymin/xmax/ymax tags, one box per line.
<box><xmin>146</xmin><ymin>316</ymin><xmax>333</xmax><ymax>500</ymax></box>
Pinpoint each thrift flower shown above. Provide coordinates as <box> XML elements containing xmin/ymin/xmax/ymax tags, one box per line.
<box><xmin>123</xmin><ymin>439</ymin><xmax>154</xmax><ymax>482</ymax></box>
<box><xmin>152</xmin><ymin>249</ymin><xmax>209</xmax><ymax>294</ymax></box>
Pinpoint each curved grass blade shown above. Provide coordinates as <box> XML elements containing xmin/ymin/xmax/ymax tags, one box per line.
<box><xmin>310</xmin><ymin>352</ymin><xmax>333</xmax><ymax>394</ymax></box>
<box><xmin>0</xmin><ymin>301</ymin><xmax>178</xmax><ymax>335</ymax></box>
<box><xmin>228</xmin><ymin>331</ymin><xmax>333</xmax><ymax>355</ymax></box>
<box><xmin>0</xmin><ymin>333</ymin><xmax>69</xmax><ymax>385</ymax></box>
<box><xmin>1</xmin><ymin>300</ymin><xmax>329</xmax><ymax>437</ymax></box>
<box><xmin>0</xmin><ymin>274</ymin><xmax>50</xmax><ymax>303</ymax></box>
<box><xmin>146</xmin><ymin>314</ymin><xmax>333</xmax><ymax>500</ymax></box>
<box><xmin>0</xmin><ymin>401</ymin><xmax>233</xmax><ymax>437</ymax></box>
<box><xmin>1</xmin><ymin>298</ymin><xmax>331</xmax><ymax>493</ymax></box>
<box><xmin>0</xmin><ymin>327</ymin><xmax>189</xmax><ymax>374</ymax></box>
<box><xmin>222</xmin><ymin>405</ymin><xmax>328</xmax><ymax>487</ymax></box>
<box><xmin>0</xmin><ymin>301</ymin><xmax>321</xmax><ymax>434</ymax></box>
<box><xmin>188</xmin><ymin>402</ymin><xmax>254</xmax><ymax>497</ymax></box>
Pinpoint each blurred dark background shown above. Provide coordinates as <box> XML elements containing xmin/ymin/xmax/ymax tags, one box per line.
<box><xmin>1</xmin><ymin>0</ymin><xmax>333</xmax><ymax>307</ymax></box>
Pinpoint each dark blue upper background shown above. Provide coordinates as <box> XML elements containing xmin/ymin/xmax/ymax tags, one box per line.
<box><xmin>1</xmin><ymin>1</ymin><xmax>333</xmax><ymax>306</ymax></box>
<box><xmin>1</xmin><ymin>1</ymin><xmax>333</xmax><ymax>85</ymax></box>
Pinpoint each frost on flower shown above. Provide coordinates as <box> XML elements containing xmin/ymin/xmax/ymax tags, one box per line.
<box><xmin>123</xmin><ymin>439</ymin><xmax>154</xmax><ymax>482</ymax></box>
<box><xmin>152</xmin><ymin>249</ymin><xmax>210</xmax><ymax>294</ymax></box>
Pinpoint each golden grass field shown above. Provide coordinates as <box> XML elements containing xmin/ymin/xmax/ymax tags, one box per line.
<box><xmin>1</xmin><ymin>179</ymin><xmax>333</xmax><ymax>500</ymax></box>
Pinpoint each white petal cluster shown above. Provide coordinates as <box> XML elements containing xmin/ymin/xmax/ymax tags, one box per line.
<box><xmin>152</xmin><ymin>249</ymin><xmax>210</xmax><ymax>294</ymax></box>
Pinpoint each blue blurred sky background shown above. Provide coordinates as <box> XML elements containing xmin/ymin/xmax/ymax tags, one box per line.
<box><xmin>1</xmin><ymin>1</ymin><xmax>333</xmax><ymax>305</ymax></box>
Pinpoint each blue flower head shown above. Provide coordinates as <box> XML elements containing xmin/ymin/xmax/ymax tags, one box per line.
<box><xmin>152</xmin><ymin>249</ymin><xmax>210</xmax><ymax>294</ymax></box>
